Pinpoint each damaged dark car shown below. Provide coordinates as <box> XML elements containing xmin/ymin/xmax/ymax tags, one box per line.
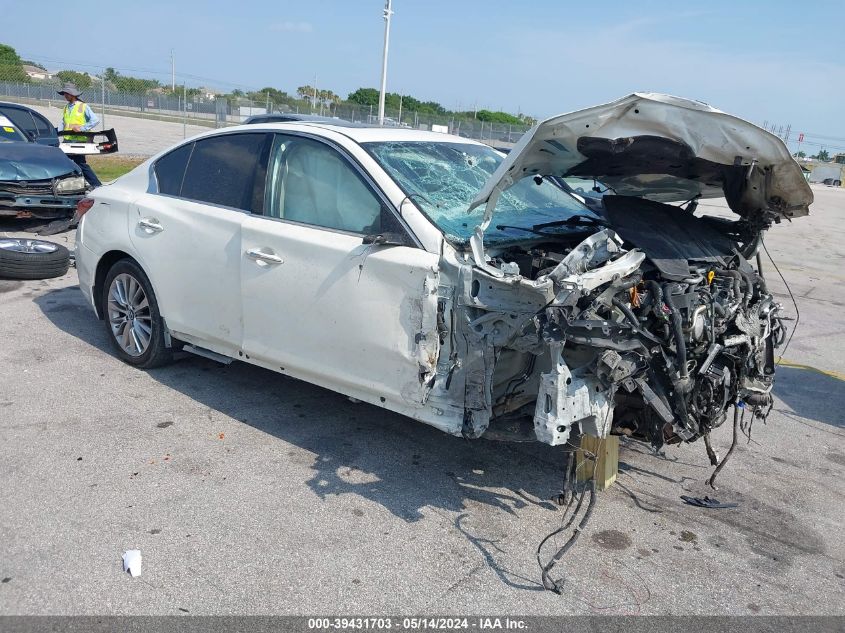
<box><xmin>0</xmin><ymin>112</ymin><xmax>87</xmax><ymax>221</ymax></box>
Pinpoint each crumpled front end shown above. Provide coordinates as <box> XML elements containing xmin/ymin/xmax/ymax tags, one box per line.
<box><xmin>425</xmin><ymin>93</ymin><xmax>800</xmax><ymax>452</ymax></box>
<box><xmin>434</xmin><ymin>216</ymin><xmax>784</xmax><ymax>452</ymax></box>
<box><xmin>0</xmin><ymin>177</ymin><xmax>86</xmax><ymax>219</ymax></box>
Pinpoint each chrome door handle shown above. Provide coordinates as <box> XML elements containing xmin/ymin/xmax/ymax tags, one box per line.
<box><xmin>138</xmin><ymin>218</ymin><xmax>163</xmax><ymax>233</ymax></box>
<box><xmin>246</xmin><ymin>248</ymin><xmax>284</xmax><ymax>265</ymax></box>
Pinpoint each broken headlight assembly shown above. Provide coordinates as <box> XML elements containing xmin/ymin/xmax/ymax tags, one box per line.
<box><xmin>55</xmin><ymin>175</ymin><xmax>86</xmax><ymax>194</ymax></box>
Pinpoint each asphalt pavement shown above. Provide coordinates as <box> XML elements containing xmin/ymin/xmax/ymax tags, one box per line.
<box><xmin>0</xmin><ymin>186</ymin><xmax>843</xmax><ymax>615</ymax></box>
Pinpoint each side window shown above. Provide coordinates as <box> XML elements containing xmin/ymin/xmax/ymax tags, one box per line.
<box><xmin>264</xmin><ymin>135</ymin><xmax>381</xmax><ymax>234</ymax></box>
<box><xmin>0</xmin><ymin>107</ymin><xmax>36</xmax><ymax>137</ymax></box>
<box><xmin>31</xmin><ymin>111</ymin><xmax>56</xmax><ymax>139</ymax></box>
<box><xmin>154</xmin><ymin>143</ymin><xmax>193</xmax><ymax>196</ymax></box>
<box><xmin>181</xmin><ymin>133</ymin><xmax>267</xmax><ymax>212</ymax></box>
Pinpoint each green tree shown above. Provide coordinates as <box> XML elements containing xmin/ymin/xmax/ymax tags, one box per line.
<box><xmin>793</xmin><ymin>151</ymin><xmax>806</xmax><ymax>159</ymax></box>
<box><xmin>55</xmin><ymin>70</ymin><xmax>92</xmax><ymax>90</ymax></box>
<box><xmin>347</xmin><ymin>87</ymin><xmax>380</xmax><ymax>107</ymax></box>
<box><xmin>0</xmin><ymin>43</ymin><xmax>29</xmax><ymax>82</ymax></box>
<box><xmin>418</xmin><ymin>100</ymin><xmax>446</xmax><ymax>115</ymax></box>
<box><xmin>247</xmin><ymin>87</ymin><xmax>296</xmax><ymax>107</ymax></box>
<box><xmin>815</xmin><ymin>149</ymin><xmax>830</xmax><ymax>161</ymax></box>
<box><xmin>297</xmin><ymin>85</ymin><xmax>316</xmax><ymax>101</ymax></box>
<box><xmin>115</xmin><ymin>76</ymin><xmax>160</xmax><ymax>93</ymax></box>
<box><xmin>162</xmin><ymin>84</ymin><xmax>202</xmax><ymax>99</ymax></box>
<box><xmin>475</xmin><ymin>109</ymin><xmax>523</xmax><ymax>124</ymax></box>
<box><xmin>318</xmin><ymin>89</ymin><xmax>340</xmax><ymax>107</ymax></box>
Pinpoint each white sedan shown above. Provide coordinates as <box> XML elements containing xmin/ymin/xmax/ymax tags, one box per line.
<box><xmin>75</xmin><ymin>93</ymin><xmax>810</xmax><ymax>455</ymax></box>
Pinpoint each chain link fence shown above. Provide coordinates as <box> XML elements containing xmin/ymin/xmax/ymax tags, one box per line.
<box><xmin>0</xmin><ymin>75</ymin><xmax>531</xmax><ymax>145</ymax></box>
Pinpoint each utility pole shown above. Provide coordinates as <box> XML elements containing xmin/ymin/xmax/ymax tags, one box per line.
<box><xmin>101</xmin><ymin>69</ymin><xmax>106</xmax><ymax>129</ymax></box>
<box><xmin>398</xmin><ymin>94</ymin><xmax>403</xmax><ymax>125</ymax></box>
<box><xmin>170</xmin><ymin>49</ymin><xmax>175</xmax><ymax>92</ymax></box>
<box><xmin>182</xmin><ymin>83</ymin><xmax>187</xmax><ymax>139</ymax></box>
<box><xmin>312</xmin><ymin>74</ymin><xmax>318</xmax><ymax>112</ymax></box>
<box><xmin>377</xmin><ymin>0</ymin><xmax>393</xmax><ymax>126</ymax></box>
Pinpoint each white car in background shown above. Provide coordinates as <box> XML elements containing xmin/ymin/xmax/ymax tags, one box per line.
<box><xmin>75</xmin><ymin>93</ymin><xmax>811</xmax><ymax>458</ymax></box>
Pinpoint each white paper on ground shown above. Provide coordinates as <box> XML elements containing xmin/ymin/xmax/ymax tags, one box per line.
<box><xmin>122</xmin><ymin>549</ymin><xmax>142</xmax><ymax>577</ymax></box>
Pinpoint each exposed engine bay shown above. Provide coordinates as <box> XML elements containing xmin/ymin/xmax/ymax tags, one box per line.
<box><xmin>448</xmin><ymin>195</ymin><xmax>785</xmax><ymax>453</ymax></box>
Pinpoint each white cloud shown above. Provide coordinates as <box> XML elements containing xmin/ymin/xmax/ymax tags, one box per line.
<box><xmin>269</xmin><ymin>21</ymin><xmax>313</xmax><ymax>33</ymax></box>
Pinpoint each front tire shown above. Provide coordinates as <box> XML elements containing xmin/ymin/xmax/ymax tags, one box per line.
<box><xmin>101</xmin><ymin>259</ymin><xmax>172</xmax><ymax>368</ymax></box>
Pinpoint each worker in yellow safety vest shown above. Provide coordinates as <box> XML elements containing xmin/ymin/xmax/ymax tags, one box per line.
<box><xmin>57</xmin><ymin>82</ymin><xmax>102</xmax><ymax>187</ymax></box>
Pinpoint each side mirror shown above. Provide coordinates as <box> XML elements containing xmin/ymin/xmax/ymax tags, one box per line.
<box><xmin>362</xmin><ymin>232</ymin><xmax>407</xmax><ymax>247</ymax></box>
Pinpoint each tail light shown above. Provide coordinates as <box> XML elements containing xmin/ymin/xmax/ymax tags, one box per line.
<box><xmin>75</xmin><ymin>198</ymin><xmax>95</xmax><ymax>219</ymax></box>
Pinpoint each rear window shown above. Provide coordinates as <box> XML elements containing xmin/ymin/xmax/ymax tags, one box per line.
<box><xmin>180</xmin><ymin>133</ymin><xmax>267</xmax><ymax>211</ymax></box>
<box><xmin>154</xmin><ymin>143</ymin><xmax>193</xmax><ymax>195</ymax></box>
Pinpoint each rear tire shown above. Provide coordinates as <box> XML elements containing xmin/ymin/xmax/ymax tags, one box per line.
<box><xmin>0</xmin><ymin>238</ymin><xmax>70</xmax><ymax>280</ymax></box>
<box><xmin>101</xmin><ymin>259</ymin><xmax>172</xmax><ymax>368</ymax></box>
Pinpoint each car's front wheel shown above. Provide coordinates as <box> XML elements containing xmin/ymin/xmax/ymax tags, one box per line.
<box><xmin>101</xmin><ymin>259</ymin><xmax>172</xmax><ymax>368</ymax></box>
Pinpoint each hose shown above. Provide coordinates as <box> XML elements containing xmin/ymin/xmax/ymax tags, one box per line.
<box><xmin>707</xmin><ymin>404</ymin><xmax>740</xmax><ymax>489</ymax></box>
<box><xmin>662</xmin><ymin>283</ymin><xmax>689</xmax><ymax>381</ymax></box>
<box><xmin>612</xmin><ymin>296</ymin><xmax>640</xmax><ymax>328</ymax></box>
<box><xmin>611</xmin><ymin>273</ymin><xmax>642</xmax><ymax>292</ymax></box>
<box><xmin>714</xmin><ymin>269</ymin><xmax>749</xmax><ymax>307</ymax></box>
<box><xmin>738</xmin><ymin>270</ymin><xmax>756</xmax><ymax>305</ymax></box>
<box><xmin>612</xmin><ymin>296</ymin><xmax>662</xmax><ymax>345</ymax></box>
<box><xmin>537</xmin><ymin>479</ymin><xmax>597</xmax><ymax>594</ymax></box>
<box><xmin>645</xmin><ymin>280</ymin><xmax>663</xmax><ymax>308</ymax></box>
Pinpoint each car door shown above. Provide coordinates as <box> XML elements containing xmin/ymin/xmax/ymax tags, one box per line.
<box><xmin>240</xmin><ymin>133</ymin><xmax>442</xmax><ymax>408</ymax></box>
<box><xmin>129</xmin><ymin>132</ymin><xmax>270</xmax><ymax>353</ymax></box>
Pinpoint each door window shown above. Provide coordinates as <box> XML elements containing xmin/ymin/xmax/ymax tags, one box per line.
<box><xmin>154</xmin><ymin>142</ymin><xmax>193</xmax><ymax>196</ymax></box>
<box><xmin>264</xmin><ymin>135</ymin><xmax>381</xmax><ymax>233</ymax></box>
<box><xmin>0</xmin><ymin>107</ymin><xmax>36</xmax><ymax>138</ymax></box>
<box><xmin>180</xmin><ymin>133</ymin><xmax>268</xmax><ymax>212</ymax></box>
<box><xmin>30</xmin><ymin>110</ymin><xmax>56</xmax><ymax>140</ymax></box>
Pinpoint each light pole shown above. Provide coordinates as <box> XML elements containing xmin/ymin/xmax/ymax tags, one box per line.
<box><xmin>377</xmin><ymin>0</ymin><xmax>393</xmax><ymax>126</ymax></box>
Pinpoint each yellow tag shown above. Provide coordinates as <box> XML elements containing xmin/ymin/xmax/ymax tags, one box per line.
<box><xmin>3</xmin><ymin>126</ymin><xmax>14</xmax><ymax>133</ymax></box>
<box><xmin>707</xmin><ymin>270</ymin><xmax>715</xmax><ymax>285</ymax></box>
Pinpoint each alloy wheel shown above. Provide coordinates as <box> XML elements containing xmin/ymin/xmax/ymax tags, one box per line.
<box><xmin>107</xmin><ymin>273</ymin><xmax>152</xmax><ymax>357</ymax></box>
<box><xmin>0</xmin><ymin>238</ymin><xmax>59</xmax><ymax>254</ymax></box>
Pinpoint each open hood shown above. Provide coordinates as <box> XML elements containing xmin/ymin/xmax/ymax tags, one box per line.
<box><xmin>469</xmin><ymin>93</ymin><xmax>812</xmax><ymax>231</ymax></box>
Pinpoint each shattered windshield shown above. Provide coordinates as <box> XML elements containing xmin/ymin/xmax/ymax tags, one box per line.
<box><xmin>364</xmin><ymin>141</ymin><xmax>597</xmax><ymax>243</ymax></box>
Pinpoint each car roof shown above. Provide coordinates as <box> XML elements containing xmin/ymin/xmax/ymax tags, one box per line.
<box><xmin>245</xmin><ymin>113</ymin><xmax>341</xmax><ymax>123</ymax></box>
<box><xmin>0</xmin><ymin>101</ymin><xmax>34</xmax><ymax>110</ymax></box>
<box><xmin>227</xmin><ymin>121</ymin><xmax>486</xmax><ymax>146</ymax></box>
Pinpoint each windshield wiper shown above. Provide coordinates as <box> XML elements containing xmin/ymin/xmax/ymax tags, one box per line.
<box><xmin>494</xmin><ymin>224</ymin><xmax>558</xmax><ymax>236</ymax></box>
<box><xmin>494</xmin><ymin>219</ymin><xmax>602</xmax><ymax>237</ymax></box>
<box><xmin>532</xmin><ymin>215</ymin><xmax>605</xmax><ymax>231</ymax></box>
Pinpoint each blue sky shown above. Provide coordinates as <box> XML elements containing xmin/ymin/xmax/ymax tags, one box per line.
<box><xmin>4</xmin><ymin>0</ymin><xmax>844</xmax><ymax>147</ymax></box>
